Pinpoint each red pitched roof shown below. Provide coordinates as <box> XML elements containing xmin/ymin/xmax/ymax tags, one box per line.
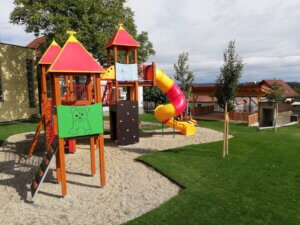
<box><xmin>48</xmin><ymin>33</ymin><xmax>104</xmax><ymax>74</ymax></box>
<box><xmin>262</xmin><ymin>80</ymin><xmax>299</xmax><ymax>98</ymax></box>
<box><xmin>27</xmin><ymin>36</ymin><xmax>46</xmax><ymax>49</ymax></box>
<box><xmin>38</xmin><ymin>40</ymin><xmax>61</xmax><ymax>65</ymax></box>
<box><xmin>104</xmin><ymin>24</ymin><xmax>139</xmax><ymax>49</ymax></box>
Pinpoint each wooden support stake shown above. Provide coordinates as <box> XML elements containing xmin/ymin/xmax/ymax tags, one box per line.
<box><xmin>90</xmin><ymin>137</ymin><xmax>96</xmax><ymax>175</ymax></box>
<box><xmin>223</xmin><ymin>102</ymin><xmax>228</xmax><ymax>158</ymax></box>
<box><xmin>226</xmin><ymin>112</ymin><xmax>229</xmax><ymax>155</ymax></box>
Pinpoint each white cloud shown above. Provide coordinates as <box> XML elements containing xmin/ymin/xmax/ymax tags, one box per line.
<box><xmin>1</xmin><ymin>0</ymin><xmax>299</xmax><ymax>82</ymax></box>
<box><xmin>127</xmin><ymin>0</ymin><xmax>300</xmax><ymax>82</ymax></box>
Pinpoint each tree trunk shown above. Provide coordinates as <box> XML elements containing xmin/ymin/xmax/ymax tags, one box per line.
<box><xmin>274</xmin><ymin>102</ymin><xmax>278</xmax><ymax>132</ymax></box>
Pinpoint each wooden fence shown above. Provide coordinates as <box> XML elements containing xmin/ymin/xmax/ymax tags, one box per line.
<box><xmin>229</xmin><ymin>111</ymin><xmax>258</xmax><ymax>126</ymax></box>
<box><xmin>192</xmin><ymin>105</ymin><xmax>214</xmax><ymax>115</ymax></box>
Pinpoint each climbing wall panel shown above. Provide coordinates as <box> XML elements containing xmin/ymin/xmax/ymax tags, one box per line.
<box><xmin>109</xmin><ymin>101</ymin><xmax>139</xmax><ymax>145</ymax></box>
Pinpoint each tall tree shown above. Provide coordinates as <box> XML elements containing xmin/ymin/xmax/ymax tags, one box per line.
<box><xmin>174</xmin><ymin>52</ymin><xmax>195</xmax><ymax>116</ymax></box>
<box><xmin>10</xmin><ymin>0</ymin><xmax>154</xmax><ymax>64</ymax></box>
<box><xmin>215</xmin><ymin>40</ymin><xmax>244</xmax><ymax>157</ymax></box>
<box><xmin>265</xmin><ymin>81</ymin><xmax>284</xmax><ymax>131</ymax></box>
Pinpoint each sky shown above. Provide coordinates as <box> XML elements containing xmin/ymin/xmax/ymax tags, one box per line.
<box><xmin>1</xmin><ymin>0</ymin><xmax>300</xmax><ymax>83</ymax></box>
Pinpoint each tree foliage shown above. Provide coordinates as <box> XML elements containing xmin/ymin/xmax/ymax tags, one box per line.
<box><xmin>143</xmin><ymin>86</ymin><xmax>168</xmax><ymax>106</ymax></box>
<box><xmin>174</xmin><ymin>52</ymin><xmax>195</xmax><ymax>97</ymax></box>
<box><xmin>10</xmin><ymin>0</ymin><xmax>154</xmax><ymax>63</ymax></box>
<box><xmin>266</xmin><ymin>81</ymin><xmax>285</xmax><ymax>102</ymax></box>
<box><xmin>215</xmin><ymin>40</ymin><xmax>244</xmax><ymax>111</ymax></box>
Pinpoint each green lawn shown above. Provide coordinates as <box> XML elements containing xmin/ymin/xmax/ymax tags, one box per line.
<box><xmin>0</xmin><ymin>120</ymin><xmax>38</xmax><ymax>146</ymax></box>
<box><xmin>1</xmin><ymin>117</ymin><xmax>299</xmax><ymax>225</ymax></box>
<box><xmin>125</xmin><ymin>121</ymin><xmax>300</xmax><ymax>225</ymax></box>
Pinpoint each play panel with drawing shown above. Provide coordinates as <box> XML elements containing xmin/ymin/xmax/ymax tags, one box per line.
<box><xmin>57</xmin><ymin>104</ymin><xmax>104</xmax><ymax>138</ymax></box>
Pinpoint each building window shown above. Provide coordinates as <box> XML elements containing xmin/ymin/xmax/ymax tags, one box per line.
<box><xmin>26</xmin><ymin>59</ymin><xmax>36</xmax><ymax>108</ymax></box>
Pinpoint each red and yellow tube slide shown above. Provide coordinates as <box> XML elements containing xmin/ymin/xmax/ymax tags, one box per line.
<box><xmin>154</xmin><ymin>69</ymin><xmax>196</xmax><ymax>136</ymax></box>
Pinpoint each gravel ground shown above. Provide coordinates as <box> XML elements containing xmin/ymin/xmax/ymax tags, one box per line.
<box><xmin>0</xmin><ymin>126</ymin><xmax>226</xmax><ymax>225</ymax></box>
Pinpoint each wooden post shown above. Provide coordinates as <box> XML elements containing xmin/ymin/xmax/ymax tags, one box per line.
<box><xmin>135</xmin><ymin>81</ymin><xmax>139</xmax><ymax>102</ymax></box>
<box><xmin>69</xmin><ymin>75</ymin><xmax>74</xmax><ymax>101</ymax></box>
<box><xmin>134</xmin><ymin>49</ymin><xmax>138</xmax><ymax>64</ymax></box>
<box><xmin>51</xmin><ymin>75</ymin><xmax>58</xmax><ymax>135</ymax></box>
<box><xmin>113</xmin><ymin>46</ymin><xmax>118</xmax><ymax>64</ymax></box>
<box><xmin>53</xmin><ymin>74</ymin><xmax>62</xmax><ymax>182</ymax></box>
<box><xmin>152</xmin><ymin>62</ymin><xmax>156</xmax><ymax>86</ymax></box>
<box><xmin>90</xmin><ymin>137</ymin><xmax>96</xmax><ymax>175</ymax></box>
<box><xmin>98</xmin><ymin>134</ymin><xmax>106</xmax><ymax>187</ymax></box>
<box><xmin>95</xmin><ymin>73</ymin><xmax>105</xmax><ymax>187</ymax></box>
<box><xmin>87</xmin><ymin>75</ymin><xmax>93</xmax><ymax>104</ymax></box>
<box><xmin>115</xmin><ymin>81</ymin><xmax>119</xmax><ymax>102</ymax></box>
<box><xmin>40</xmin><ymin>65</ymin><xmax>47</xmax><ymax>116</ymax></box>
<box><xmin>58</xmin><ymin>138</ymin><xmax>67</xmax><ymax>196</ymax></box>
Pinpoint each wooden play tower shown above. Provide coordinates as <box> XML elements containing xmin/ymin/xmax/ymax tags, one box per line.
<box><xmin>31</xmin><ymin>32</ymin><xmax>106</xmax><ymax>199</ymax></box>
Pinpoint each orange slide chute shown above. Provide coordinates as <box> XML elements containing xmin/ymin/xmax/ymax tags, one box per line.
<box><xmin>154</xmin><ymin>69</ymin><xmax>196</xmax><ymax>136</ymax></box>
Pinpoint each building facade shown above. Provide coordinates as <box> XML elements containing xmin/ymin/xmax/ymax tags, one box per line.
<box><xmin>0</xmin><ymin>43</ymin><xmax>39</xmax><ymax>122</ymax></box>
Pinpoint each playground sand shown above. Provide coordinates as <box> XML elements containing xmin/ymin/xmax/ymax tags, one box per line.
<box><xmin>0</xmin><ymin>126</ymin><xmax>227</xmax><ymax>225</ymax></box>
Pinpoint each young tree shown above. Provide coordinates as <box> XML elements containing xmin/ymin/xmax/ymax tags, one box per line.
<box><xmin>265</xmin><ymin>81</ymin><xmax>284</xmax><ymax>131</ymax></box>
<box><xmin>10</xmin><ymin>0</ymin><xmax>154</xmax><ymax>64</ymax></box>
<box><xmin>143</xmin><ymin>86</ymin><xmax>168</xmax><ymax>110</ymax></box>
<box><xmin>215</xmin><ymin>40</ymin><xmax>244</xmax><ymax>157</ymax></box>
<box><xmin>174</xmin><ymin>52</ymin><xmax>195</xmax><ymax>116</ymax></box>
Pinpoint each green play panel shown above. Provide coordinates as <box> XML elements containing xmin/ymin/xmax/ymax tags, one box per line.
<box><xmin>57</xmin><ymin>104</ymin><xmax>103</xmax><ymax>138</ymax></box>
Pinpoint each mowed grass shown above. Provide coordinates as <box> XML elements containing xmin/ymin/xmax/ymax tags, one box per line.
<box><xmin>125</xmin><ymin>121</ymin><xmax>300</xmax><ymax>225</ymax></box>
<box><xmin>0</xmin><ymin>120</ymin><xmax>38</xmax><ymax>146</ymax></box>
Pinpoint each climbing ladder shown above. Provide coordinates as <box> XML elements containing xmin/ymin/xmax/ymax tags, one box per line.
<box><xmin>28</xmin><ymin>100</ymin><xmax>54</xmax><ymax>156</ymax></box>
<box><xmin>31</xmin><ymin>141</ymin><xmax>58</xmax><ymax>201</ymax></box>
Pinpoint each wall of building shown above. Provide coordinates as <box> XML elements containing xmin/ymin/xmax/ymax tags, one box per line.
<box><xmin>0</xmin><ymin>43</ymin><xmax>39</xmax><ymax>122</ymax></box>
